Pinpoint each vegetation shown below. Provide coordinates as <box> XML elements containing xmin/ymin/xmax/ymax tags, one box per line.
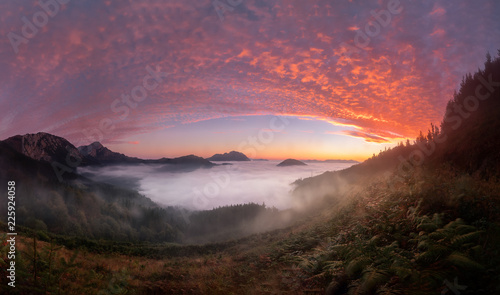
<box><xmin>296</xmin><ymin>169</ymin><xmax>500</xmax><ymax>294</ymax></box>
<box><xmin>185</xmin><ymin>203</ymin><xmax>280</xmax><ymax>243</ymax></box>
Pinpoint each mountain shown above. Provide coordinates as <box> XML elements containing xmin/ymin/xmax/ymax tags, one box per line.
<box><xmin>0</xmin><ymin>139</ymin><xmax>79</xmax><ymax>183</ymax></box>
<box><xmin>78</xmin><ymin>142</ymin><xmax>142</xmax><ymax>165</ymax></box>
<box><xmin>153</xmin><ymin>155</ymin><xmax>215</xmax><ymax>172</ymax></box>
<box><xmin>277</xmin><ymin>159</ymin><xmax>307</xmax><ymax>167</ymax></box>
<box><xmin>78</xmin><ymin>142</ymin><xmax>214</xmax><ymax>167</ymax></box>
<box><xmin>0</xmin><ymin>136</ymin><xmax>186</xmax><ymax>242</ymax></box>
<box><xmin>207</xmin><ymin>151</ymin><xmax>250</xmax><ymax>161</ymax></box>
<box><xmin>2</xmin><ymin>132</ymin><xmax>85</xmax><ymax>166</ymax></box>
<box><xmin>1</xmin><ymin>133</ymin><xmax>217</xmax><ymax>174</ymax></box>
<box><xmin>164</xmin><ymin>154</ymin><xmax>214</xmax><ymax>166</ymax></box>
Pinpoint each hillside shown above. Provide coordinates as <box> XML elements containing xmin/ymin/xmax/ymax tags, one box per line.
<box><xmin>285</xmin><ymin>52</ymin><xmax>500</xmax><ymax>294</ymax></box>
<box><xmin>0</xmin><ymin>139</ymin><xmax>187</xmax><ymax>242</ymax></box>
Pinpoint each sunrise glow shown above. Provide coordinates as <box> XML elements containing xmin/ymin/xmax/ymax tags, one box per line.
<box><xmin>1</xmin><ymin>0</ymin><xmax>498</xmax><ymax>160</ymax></box>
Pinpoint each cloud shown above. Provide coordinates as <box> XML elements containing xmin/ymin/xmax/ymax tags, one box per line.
<box><xmin>78</xmin><ymin>161</ymin><xmax>356</xmax><ymax>210</ymax></box>
<box><xmin>342</xmin><ymin>130</ymin><xmax>390</xmax><ymax>143</ymax></box>
<box><xmin>1</xmin><ymin>0</ymin><xmax>499</xmax><ymax>146</ymax></box>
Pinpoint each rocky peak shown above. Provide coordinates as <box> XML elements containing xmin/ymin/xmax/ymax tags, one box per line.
<box><xmin>2</xmin><ymin>132</ymin><xmax>80</xmax><ymax>164</ymax></box>
<box><xmin>77</xmin><ymin>141</ymin><xmax>140</xmax><ymax>164</ymax></box>
<box><xmin>78</xmin><ymin>142</ymin><xmax>104</xmax><ymax>157</ymax></box>
<box><xmin>207</xmin><ymin>151</ymin><xmax>250</xmax><ymax>161</ymax></box>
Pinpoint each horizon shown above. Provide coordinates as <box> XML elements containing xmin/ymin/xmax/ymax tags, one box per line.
<box><xmin>1</xmin><ymin>130</ymin><xmax>360</xmax><ymax>162</ymax></box>
<box><xmin>1</xmin><ymin>1</ymin><xmax>499</xmax><ymax>162</ymax></box>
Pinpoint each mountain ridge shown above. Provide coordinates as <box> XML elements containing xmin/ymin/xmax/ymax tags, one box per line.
<box><xmin>0</xmin><ymin>133</ymin><xmax>215</xmax><ymax>168</ymax></box>
<box><xmin>207</xmin><ymin>151</ymin><xmax>251</xmax><ymax>161</ymax></box>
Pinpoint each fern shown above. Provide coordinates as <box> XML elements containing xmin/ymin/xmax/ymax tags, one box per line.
<box><xmin>446</xmin><ymin>252</ymin><xmax>485</xmax><ymax>271</ymax></box>
<box><xmin>450</xmin><ymin>231</ymin><xmax>482</xmax><ymax>247</ymax></box>
<box><xmin>359</xmin><ymin>267</ymin><xmax>391</xmax><ymax>293</ymax></box>
<box><xmin>346</xmin><ymin>257</ymin><xmax>372</xmax><ymax>277</ymax></box>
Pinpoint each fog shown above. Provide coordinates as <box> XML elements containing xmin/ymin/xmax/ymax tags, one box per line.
<box><xmin>78</xmin><ymin>161</ymin><xmax>355</xmax><ymax>211</ymax></box>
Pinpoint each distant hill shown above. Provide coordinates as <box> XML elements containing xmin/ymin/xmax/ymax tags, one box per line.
<box><xmin>79</xmin><ymin>142</ymin><xmax>215</xmax><ymax>168</ymax></box>
<box><xmin>207</xmin><ymin>151</ymin><xmax>250</xmax><ymax>161</ymax></box>
<box><xmin>78</xmin><ymin>142</ymin><xmax>142</xmax><ymax>165</ymax></box>
<box><xmin>277</xmin><ymin>159</ymin><xmax>307</xmax><ymax>167</ymax></box>
<box><xmin>0</xmin><ymin>132</ymin><xmax>216</xmax><ymax>170</ymax></box>
<box><xmin>156</xmin><ymin>155</ymin><xmax>215</xmax><ymax>169</ymax></box>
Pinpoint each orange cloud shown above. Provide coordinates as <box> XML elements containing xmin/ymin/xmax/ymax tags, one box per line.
<box><xmin>0</xmin><ymin>0</ymin><xmax>497</xmax><ymax>154</ymax></box>
<box><xmin>342</xmin><ymin>130</ymin><xmax>390</xmax><ymax>143</ymax></box>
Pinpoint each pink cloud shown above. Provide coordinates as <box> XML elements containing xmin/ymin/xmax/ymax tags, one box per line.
<box><xmin>0</xmin><ymin>0</ymin><xmax>498</xmax><ymax>149</ymax></box>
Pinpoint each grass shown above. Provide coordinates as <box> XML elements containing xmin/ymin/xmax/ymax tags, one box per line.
<box><xmin>1</xmin><ymin>166</ymin><xmax>500</xmax><ymax>294</ymax></box>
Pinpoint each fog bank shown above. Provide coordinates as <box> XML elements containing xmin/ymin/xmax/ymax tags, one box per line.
<box><xmin>78</xmin><ymin>161</ymin><xmax>354</xmax><ymax>210</ymax></box>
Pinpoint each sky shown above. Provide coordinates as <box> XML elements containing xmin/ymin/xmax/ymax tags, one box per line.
<box><xmin>1</xmin><ymin>0</ymin><xmax>499</xmax><ymax>161</ymax></box>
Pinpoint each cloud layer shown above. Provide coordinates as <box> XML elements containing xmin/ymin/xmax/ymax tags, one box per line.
<box><xmin>78</xmin><ymin>161</ymin><xmax>355</xmax><ymax>210</ymax></box>
<box><xmin>1</xmin><ymin>0</ymin><xmax>499</xmax><ymax>146</ymax></box>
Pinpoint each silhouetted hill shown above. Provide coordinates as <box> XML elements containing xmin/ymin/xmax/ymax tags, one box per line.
<box><xmin>207</xmin><ymin>151</ymin><xmax>250</xmax><ymax>161</ymax></box>
<box><xmin>165</xmin><ymin>154</ymin><xmax>214</xmax><ymax>166</ymax></box>
<box><xmin>277</xmin><ymin>159</ymin><xmax>307</xmax><ymax>167</ymax></box>
<box><xmin>2</xmin><ymin>132</ymin><xmax>89</xmax><ymax>167</ymax></box>
<box><xmin>0</xmin><ymin>133</ymin><xmax>217</xmax><ymax>242</ymax></box>
<box><xmin>152</xmin><ymin>155</ymin><xmax>215</xmax><ymax>172</ymax></box>
<box><xmin>0</xmin><ymin>132</ymin><xmax>216</xmax><ymax>170</ymax></box>
<box><xmin>78</xmin><ymin>142</ymin><xmax>142</xmax><ymax>165</ymax></box>
<box><xmin>294</xmin><ymin>51</ymin><xmax>500</xmax><ymax>201</ymax></box>
<box><xmin>78</xmin><ymin>142</ymin><xmax>214</xmax><ymax>167</ymax></box>
<box><xmin>0</xmin><ymin>140</ymin><xmax>79</xmax><ymax>183</ymax></box>
<box><xmin>0</xmin><ymin>138</ymin><xmax>186</xmax><ymax>242</ymax></box>
<box><xmin>434</xmin><ymin>52</ymin><xmax>500</xmax><ymax>177</ymax></box>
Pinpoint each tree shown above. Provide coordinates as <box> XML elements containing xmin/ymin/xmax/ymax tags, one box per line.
<box><xmin>417</xmin><ymin>131</ymin><xmax>426</xmax><ymax>143</ymax></box>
